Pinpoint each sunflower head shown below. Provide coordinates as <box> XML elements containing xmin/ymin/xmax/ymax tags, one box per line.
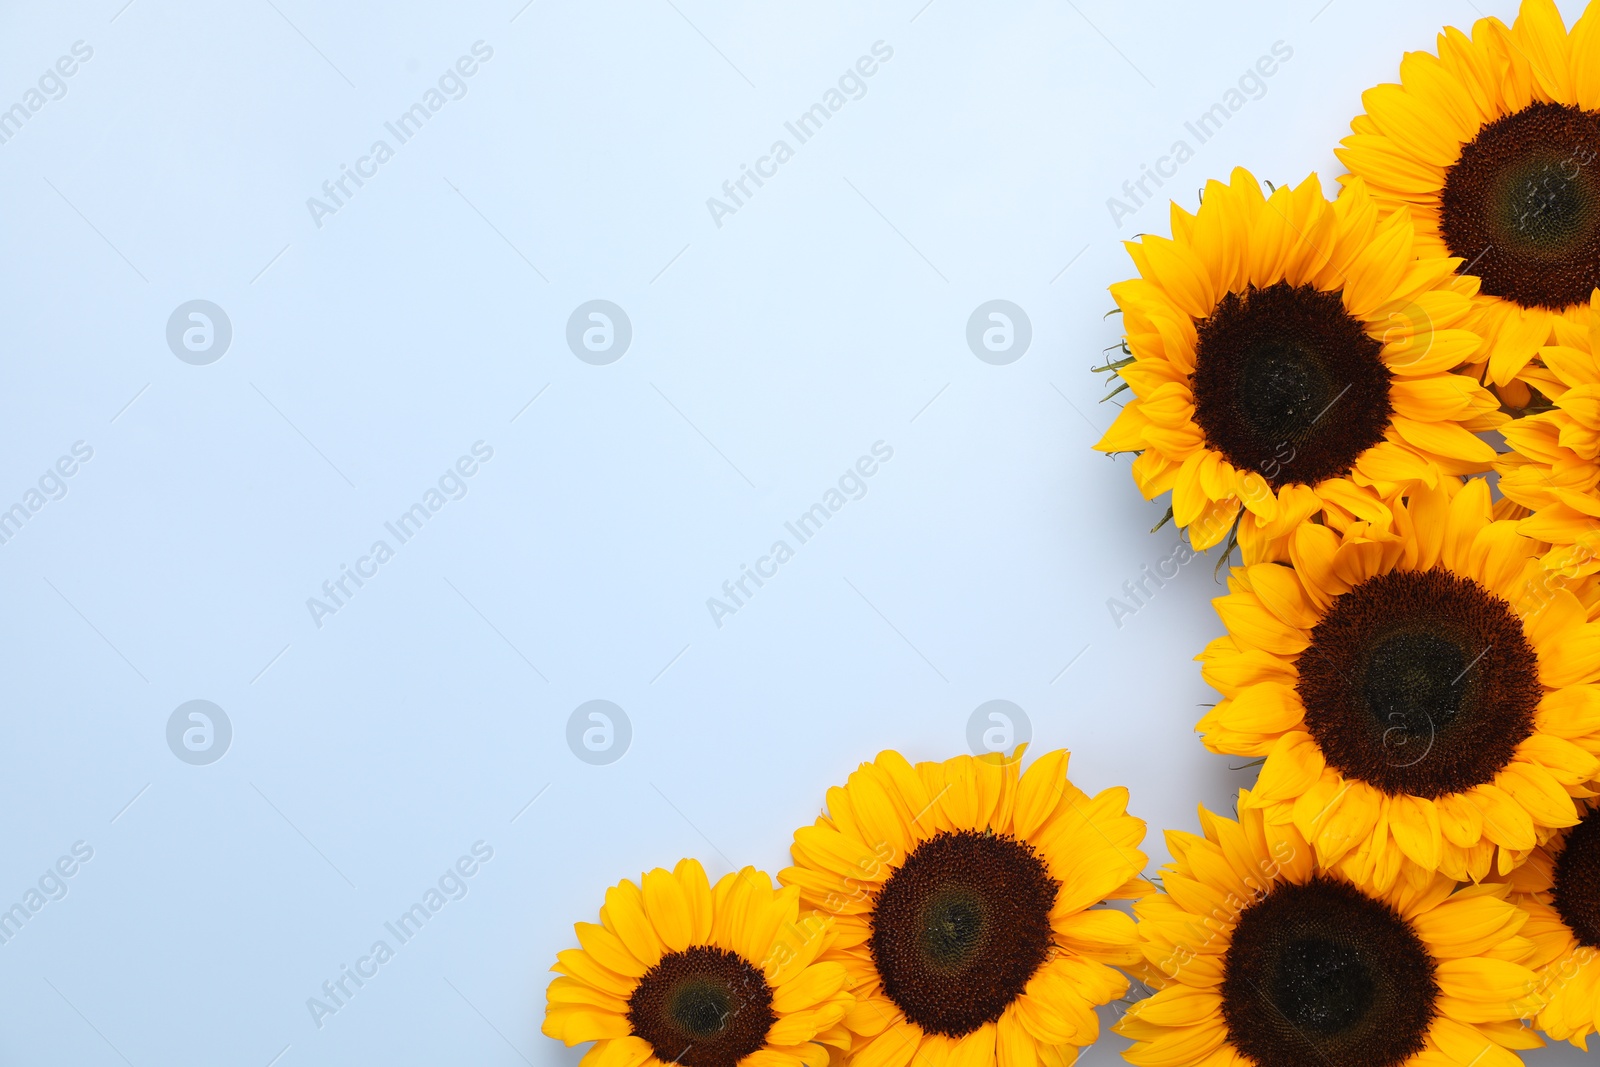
<box><xmin>1117</xmin><ymin>794</ymin><xmax>1543</xmax><ymax>1067</ymax></box>
<box><xmin>1095</xmin><ymin>167</ymin><xmax>1501</xmax><ymax>563</ymax></box>
<box><xmin>1198</xmin><ymin>478</ymin><xmax>1600</xmax><ymax>892</ymax></box>
<box><xmin>544</xmin><ymin>859</ymin><xmax>854</xmax><ymax>1067</ymax></box>
<box><xmin>1337</xmin><ymin>0</ymin><xmax>1600</xmax><ymax>395</ymax></box>
<box><xmin>1496</xmin><ymin>801</ymin><xmax>1600</xmax><ymax>1048</ymax></box>
<box><xmin>779</xmin><ymin>747</ymin><xmax>1147</xmax><ymax>1067</ymax></box>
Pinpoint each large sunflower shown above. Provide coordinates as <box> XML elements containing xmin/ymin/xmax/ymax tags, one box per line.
<box><xmin>1497</xmin><ymin>289</ymin><xmax>1600</xmax><ymax>556</ymax></box>
<box><xmin>1197</xmin><ymin>478</ymin><xmax>1600</xmax><ymax>891</ymax></box>
<box><xmin>1094</xmin><ymin>167</ymin><xmax>1502</xmax><ymax>562</ymax></box>
<box><xmin>778</xmin><ymin>747</ymin><xmax>1147</xmax><ymax>1067</ymax></box>
<box><xmin>1116</xmin><ymin>794</ymin><xmax>1543</xmax><ymax>1067</ymax></box>
<box><xmin>544</xmin><ymin>859</ymin><xmax>854</xmax><ymax>1067</ymax></box>
<box><xmin>1337</xmin><ymin>0</ymin><xmax>1600</xmax><ymax>398</ymax></box>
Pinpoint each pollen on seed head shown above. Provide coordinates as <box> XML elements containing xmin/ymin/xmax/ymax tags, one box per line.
<box><xmin>1222</xmin><ymin>876</ymin><xmax>1438</xmax><ymax>1067</ymax></box>
<box><xmin>1296</xmin><ymin>568</ymin><xmax>1539</xmax><ymax>798</ymax></box>
<box><xmin>1441</xmin><ymin>101</ymin><xmax>1600</xmax><ymax>311</ymax></box>
<box><xmin>869</xmin><ymin>829</ymin><xmax>1058</xmax><ymax>1037</ymax></box>
<box><xmin>1554</xmin><ymin>807</ymin><xmax>1600</xmax><ymax>949</ymax></box>
<box><xmin>627</xmin><ymin>945</ymin><xmax>775</xmax><ymax>1067</ymax></box>
<box><xmin>1191</xmin><ymin>282</ymin><xmax>1391</xmax><ymax>490</ymax></box>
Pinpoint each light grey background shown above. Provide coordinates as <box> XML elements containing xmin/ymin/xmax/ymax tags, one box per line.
<box><xmin>0</xmin><ymin>1</ymin><xmax>1586</xmax><ymax>1064</ymax></box>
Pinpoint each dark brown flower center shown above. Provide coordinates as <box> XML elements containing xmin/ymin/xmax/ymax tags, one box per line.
<box><xmin>869</xmin><ymin>830</ymin><xmax>1058</xmax><ymax>1036</ymax></box>
<box><xmin>1440</xmin><ymin>101</ymin><xmax>1600</xmax><ymax>310</ymax></box>
<box><xmin>1554</xmin><ymin>807</ymin><xmax>1600</xmax><ymax>949</ymax></box>
<box><xmin>1222</xmin><ymin>876</ymin><xmax>1438</xmax><ymax>1067</ymax></box>
<box><xmin>627</xmin><ymin>946</ymin><xmax>775</xmax><ymax>1067</ymax></box>
<box><xmin>1296</xmin><ymin>568</ymin><xmax>1540</xmax><ymax>798</ymax></box>
<box><xmin>1191</xmin><ymin>282</ymin><xmax>1392</xmax><ymax>490</ymax></box>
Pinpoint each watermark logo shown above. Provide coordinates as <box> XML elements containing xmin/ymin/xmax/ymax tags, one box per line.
<box><xmin>1372</xmin><ymin>299</ymin><xmax>1439</xmax><ymax>375</ymax></box>
<box><xmin>567</xmin><ymin>700</ymin><xmax>631</xmax><ymax>765</ymax></box>
<box><xmin>566</xmin><ymin>300</ymin><xmax>632</xmax><ymax>365</ymax></box>
<box><xmin>166</xmin><ymin>700</ymin><xmax>231</xmax><ymax>765</ymax></box>
<box><xmin>166</xmin><ymin>300</ymin><xmax>232</xmax><ymax>365</ymax></box>
<box><xmin>966</xmin><ymin>301</ymin><xmax>1031</xmax><ymax>365</ymax></box>
<box><xmin>966</xmin><ymin>700</ymin><xmax>1031</xmax><ymax>756</ymax></box>
<box><xmin>1381</xmin><ymin>709</ymin><xmax>1437</xmax><ymax>770</ymax></box>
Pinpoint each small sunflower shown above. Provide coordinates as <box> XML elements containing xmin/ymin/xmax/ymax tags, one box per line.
<box><xmin>1497</xmin><ymin>289</ymin><xmax>1600</xmax><ymax>554</ymax></box>
<box><xmin>1198</xmin><ymin>478</ymin><xmax>1600</xmax><ymax>891</ymax></box>
<box><xmin>1117</xmin><ymin>794</ymin><xmax>1543</xmax><ymax>1067</ymax></box>
<box><xmin>1337</xmin><ymin>0</ymin><xmax>1600</xmax><ymax>397</ymax></box>
<box><xmin>1094</xmin><ymin>167</ymin><xmax>1502</xmax><ymax>562</ymax></box>
<box><xmin>543</xmin><ymin>859</ymin><xmax>854</xmax><ymax>1067</ymax></box>
<box><xmin>778</xmin><ymin>747</ymin><xmax>1147</xmax><ymax>1067</ymax></box>
<box><xmin>1496</xmin><ymin>801</ymin><xmax>1600</xmax><ymax>1048</ymax></box>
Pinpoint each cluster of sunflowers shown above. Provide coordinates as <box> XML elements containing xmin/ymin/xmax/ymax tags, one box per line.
<box><xmin>543</xmin><ymin>5</ymin><xmax>1600</xmax><ymax>1067</ymax></box>
<box><xmin>1098</xmin><ymin>1</ymin><xmax>1600</xmax><ymax>1063</ymax></box>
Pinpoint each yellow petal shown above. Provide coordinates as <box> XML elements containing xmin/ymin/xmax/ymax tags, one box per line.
<box><xmin>642</xmin><ymin>867</ymin><xmax>696</xmax><ymax>953</ymax></box>
<box><xmin>1427</xmin><ymin>1018</ymin><xmax>1524</xmax><ymax>1067</ymax></box>
<box><xmin>1211</xmin><ymin>682</ymin><xmax>1305</xmax><ymax>735</ymax></box>
<box><xmin>1513</xmin><ymin>0</ymin><xmax>1575</xmax><ymax>102</ymax></box>
<box><xmin>1435</xmin><ymin>793</ymin><xmax>1485</xmax><ymax>849</ymax></box>
<box><xmin>1495</xmin><ymin>761</ymin><xmax>1578</xmax><ymax>828</ymax></box>
<box><xmin>1539</xmin><ymin>621</ymin><xmax>1600</xmax><ymax>686</ymax></box>
<box><xmin>603</xmin><ymin>880</ymin><xmax>664</xmax><ymax>968</ymax></box>
<box><xmin>577</xmin><ymin>922</ymin><xmax>652</xmax><ymax>978</ymax></box>
<box><xmin>547</xmin><ymin>976</ymin><xmax>629</xmax><ymax>1013</ymax></box>
<box><xmin>556</xmin><ymin>946</ymin><xmax>641</xmax><ymax>995</ymax></box>
<box><xmin>1013</xmin><ymin>749</ymin><xmax>1071</xmax><ymax>840</ymax></box>
<box><xmin>1516</xmin><ymin>732</ymin><xmax>1600</xmax><ymax>783</ymax></box>
<box><xmin>996</xmin><ymin>1008</ymin><xmax>1039</xmax><ymax>1067</ymax></box>
<box><xmin>1574</xmin><ymin>0</ymin><xmax>1600</xmax><ymax>109</ymax></box>
<box><xmin>580</xmin><ymin>1037</ymin><xmax>655</xmax><ymax>1067</ymax></box>
<box><xmin>742</xmin><ymin>1050</ymin><xmax>802</xmax><ymax>1067</ymax></box>
<box><xmin>1389</xmin><ymin>415</ymin><xmax>1497</xmax><ymax>463</ymax></box>
<box><xmin>772</xmin><ymin>962</ymin><xmax>848</xmax><ymax>1013</ymax></box>
<box><xmin>851</xmin><ymin>1021</ymin><xmax>923</xmax><ymax>1067</ymax></box>
<box><xmin>1250</xmin><ymin>731</ymin><xmax>1325</xmax><ymax>804</ymax></box>
<box><xmin>1537</xmin><ymin>685</ymin><xmax>1600</xmax><ymax>737</ymax></box>
<box><xmin>1243</xmin><ymin>564</ymin><xmax>1319</xmax><ymax>629</ymax></box>
<box><xmin>1118</xmin><ymin>1021</ymin><xmax>1225</xmax><ymax>1067</ymax></box>
<box><xmin>1388</xmin><ymin>795</ymin><xmax>1443</xmax><ymax>870</ymax></box>
<box><xmin>1213</xmin><ymin>591</ymin><xmax>1309</xmax><ymax>656</ymax></box>
<box><xmin>791</xmin><ymin>826</ymin><xmax>893</xmax><ymax>884</ymax></box>
<box><xmin>1136</xmin><ymin>235</ymin><xmax>1216</xmax><ymax>319</ymax></box>
<box><xmin>947</xmin><ymin>1023</ymin><xmax>997</xmax><ymax>1067</ymax></box>
<box><xmin>1472</xmin><ymin>784</ymin><xmax>1537</xmax><ymax>851</ymax></box>
<box><xmin>545</xmin><ymin>1008</ymin><xmax>633</xmax><ymax>1043</ymax></box>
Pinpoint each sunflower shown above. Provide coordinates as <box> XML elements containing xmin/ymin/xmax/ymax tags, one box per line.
<box><xmin>1116</xmin><ymin>794</ymin><xmax>1543</xmax><ymax>1067</ymax></box>
<box><xmin>543</xmin><ymin>859</ymin><xmax>854</xmax><ymax>1067</ymax></box>
<box><xmin>1094</xmin><ymin>167</ymin><xmax>1502</xmax><ymax>562</ymax></box>
<box><xmin>1500</xmin><ymin>802</ymin><xmax>1600</xmax><ymax>1047</ymax></box>
<box><xmin>1197</xmin><ymin>478</ymin><xmax>1600</xmax><ymax>891</ymax></box>
<box><xmin>777</xmin><ymin>747</ymin><xmax>1147</xmax><ymax>1067</ymax></box>
<box><xmin>1497</xmin><ymin>289</ymin><xmax>1600</xmax><ymax>558</ymax></box>
<box><xmin>1336</xmin><ymin>0</ymin><xmax>1600</xmax><ymax>400</ymax></box>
